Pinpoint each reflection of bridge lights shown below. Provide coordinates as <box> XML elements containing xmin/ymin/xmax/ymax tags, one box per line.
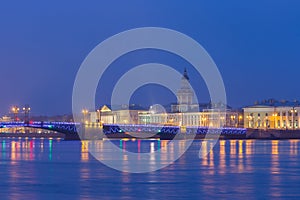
<box><xmin>123</xmin><ymin>140</ymin><xmax>126</xmax><ymax>152</ymax></box>
<box><xmin>49</xmin><ymin>140</ymin><xmax>52</xmax><ymax>161</ymax></box>
<box><xmin>119</xmin><ymin>140</ymin><xmax>122</xmax><ymax>149</ymax></box>
<box><xmin>230</xmin><ymin>140</ymin><xmax>236</xmax><ymax>155</ymax></box>
<box><xmin>150</xmin><ymin>142</ymin><xmax>155</xmax><ymax>153</ymax></box>
<box><xmin>137</xmin><ymin>140</ymin><xmax>141</xmax><ymax>153</ymax></box>
<box><xmin>157</xmin><ymin>139</ymin><xmax>161</xmax><ymax>150</ymax></box>
<box><xmin>2</xmin><ymin>140</ymin><xmax>5</xmax><ymax>150</ymax></box>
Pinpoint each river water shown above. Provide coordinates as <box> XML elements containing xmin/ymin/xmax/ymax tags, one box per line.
<box><xmin>0</xmin><ymin>138</ymin><xmax>300</xmax><ymax>199</ymax></box>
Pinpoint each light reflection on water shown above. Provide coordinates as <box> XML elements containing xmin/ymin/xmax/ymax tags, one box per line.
<box><xmin>0</xmin><ymin>139</ymin><xmax>300</xmax><ymax>199</ymax></box>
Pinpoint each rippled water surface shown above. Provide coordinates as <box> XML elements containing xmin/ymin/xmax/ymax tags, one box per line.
<box><xmin>0</xmin><ymin>138</ymin><xmax>300</xmax><ymax>199</ymax></box>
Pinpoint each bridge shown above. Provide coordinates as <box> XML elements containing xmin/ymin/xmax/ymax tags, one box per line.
<box><xmin>103</xmin><ymin>124</ymin><xmax>247</xmax><ymax>139</ymax></box>
<box><xmin>103</xmin><ymin>124</ymin><xmax>247</xmax><ymax>135</ymax></box>
<box><xmin>0</xmin><ymin>122</ymin><xmax>247</xmax><ymax>140</ymax></box>
<box><xmin>0</xmin><ymin>121</ymin><xmax>81</xmax><ymax>140</ymax></box>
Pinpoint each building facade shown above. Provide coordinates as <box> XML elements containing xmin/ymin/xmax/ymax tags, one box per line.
<box><xmin>138</xmin><ymin>109</ymin><xmax>240</xmax><ymax>127</ymax></box>
<box><xmin>171</xmin><ymin>68</ymin><xmax>199</xmax><ymax>113</ymax></box>
<box><xmin>137</xmin><ymin>69</ymin><xmax>241</xmax><ymax>127</ymax></box>
<box><xmin>86</xmin><ymin>69</ymin><xmax>241</xmax><ymax>128</ymax></box>
<box><xmin>243</xmin><ymin>99</ymin><xmax>300</xmax><ymax>129</ymax></box>
<box><xmin>88</xmin><ymin>105</ymin><xmax>145</xmax><ymax>125</ymax></box>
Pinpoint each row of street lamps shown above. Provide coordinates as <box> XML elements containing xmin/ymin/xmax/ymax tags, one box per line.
<box><xmin>11</xmin><ymin>105</ymin><xmax>31</xmax><ymax>122</ymax></box>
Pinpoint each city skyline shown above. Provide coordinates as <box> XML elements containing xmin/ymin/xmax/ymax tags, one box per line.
<box><xmin>2</xmin><ymin>2</ymin><xmax>300</xmax><ymax>199</ymax></box>
<box><xmin>1</xmin><ymin>1</ymin><xmax>300</xmax><ymax>116</ymax></box>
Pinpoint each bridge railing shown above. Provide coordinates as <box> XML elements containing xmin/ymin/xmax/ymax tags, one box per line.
<box><xmin>102</xmin><ymin>124</ymin><xmax>247</xmax><ymax>135</ymax></box>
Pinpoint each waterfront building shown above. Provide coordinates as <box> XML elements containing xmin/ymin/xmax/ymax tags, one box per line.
<box><xmin>88</xmin><ymin>104</ymin><xmax>146</xmax><ymax>124</ymax></box>
<box><xmin>138</xmin><ymin>108</ymin><xmax>240</xmax><ymax>127</ymax></box>
<box><xmin>138</xmin><ymin>69</ymin><xmax>240</xmax><ymax>127</ymax></box>
<box><xmin>0</xmin><ymin>116</ymin><xmax>12</xmax><ymax>122</ymax></box>
<box><xmin>88</xmin><ymin>69</ymin><xmax>240</xmax><ymax>128</ymax></box>
<box><xmin>243</xmin><ymin>99</ymin><xmax>300</xmax><ymax>129</ymax></box>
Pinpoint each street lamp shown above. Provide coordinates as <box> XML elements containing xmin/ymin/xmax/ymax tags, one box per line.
<box><xmin>238</xmin><ymin>115</ymin><xmax>243</xmax><ymax>127</ymax></box>
<box><xmin>272</xmin><ymin>113</ymin><xmax>278</xmax><ymax>129</ymax></box>
<box><xmin>23</xmin><ymin>105</ymin><xmax>31</xmax><ymax>124</ymax></box>
<box><xmin>96</xmin><ymin>109</ymin><xmax>102</xmax><ymax>125</ymax></box>
<box><xmin>82</xmin><ymin>109</ymin><xmax>89</xmax><ymax>124</ymax></box>
<box><xmin>11</xmin><ymin>106</ymin><xmax>20</xmax><ymax>121</ymax></box>
<box><xmin>230</xmin><ymin>115</ymin><xmax>236</xmax><ymax>127</ymax></box>
<box><xmin>247</xmin><ymin>115</ymin><xmax>254</xmax><ymax>128</ymax></box>
<box><xmin>290</xmin><ymin>108</ymin><xmax>297</xmax><ymax>130</ymax></box>
<box><xmin>220</xmin><ymin>116</ymin><xmax>225</xmax><ymax>127</ymax></box>
<box><xmin>202</xmin><ymin>117</ymin><xmax>207</xmax><ymax>127</ymax></box>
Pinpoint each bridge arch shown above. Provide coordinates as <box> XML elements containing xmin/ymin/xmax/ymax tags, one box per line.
<box><xmin>0</xmin><ymin>122</ymin><xmax>81</xmax><ymax>140</ymax></box>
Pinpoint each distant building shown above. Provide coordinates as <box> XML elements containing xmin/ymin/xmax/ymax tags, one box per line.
<box><xmin>243</xmin><ymin>99</ymin><xmax>300</xmax><ymax>129</ymax></box>
<box><xmin>138</xmin><ymin>69</ymin><xmax>240</xmax><ymax>127</ymax></box>
<box><xmin>171</xmin><ymin>68</ymin><xmax>199</xmax><ymax>112</ymax></box>
<box><xmin>0</xmin><ymin>116</ymin><xmax>12</xmax><ymax>122</ymax></box>
<box><xmin>88</xmin><ymin>104</ymin><xmax>146</xmax><ymax>124</ymax></box>
<box><xmin>87</xmin><ymin>69</ymin><xmax>240</xmax><ymax>127</ymax></box>
<box><xmin>138</xmin><ymin>108</ymin><xmax>240</xmax><ymax>127</ymax></box>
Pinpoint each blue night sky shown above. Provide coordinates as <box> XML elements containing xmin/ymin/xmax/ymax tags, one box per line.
<box><xmin>0</xmin><ymin>1</ymin><xmax>300</xmax><ymax>116</ymax></box>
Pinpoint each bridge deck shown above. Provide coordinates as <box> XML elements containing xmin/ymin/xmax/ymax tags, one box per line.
<box><xmin>0</xmin><ymin>122</ymin><xmax>247</xmax><ymax>140</ymax></box>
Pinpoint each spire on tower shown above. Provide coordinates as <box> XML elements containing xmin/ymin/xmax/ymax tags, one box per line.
<box><xmin>182</xmin><ymin>68</ymin><xmax>189</xmax><ymax>80</ymax></box>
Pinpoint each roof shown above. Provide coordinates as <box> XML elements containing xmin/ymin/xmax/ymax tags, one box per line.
<box><xmin>100</xmin><ymin>104</ymin><xmax>147</xmax><ymax>111</ymax></box>
<box><xmin>245</xmin><ymin>99</ymin><xmax>300</xmax><ymax>108</ymax></box>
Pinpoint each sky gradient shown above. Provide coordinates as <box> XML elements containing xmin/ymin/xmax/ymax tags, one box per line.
<box><xmin>1</xmin><ymin>1</ymin><xmax>300</xmax><ymax>115</ymax></box>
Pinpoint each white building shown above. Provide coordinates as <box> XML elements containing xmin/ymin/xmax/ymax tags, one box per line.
<box><xmin>243</xmin><ymin>99</ymin><xmax>300</xmax><ymax>129</ymax></box>
<box><xmin>88</xmin><ymin>104</ymin><xmax>145</xmax><ymax>125</ymax></box>
<box><xmin>138</xmin><ymin>109</ymin><xmax>239</xmax><ymax>127</ymax></box>
<box><xmin>0</xmin><ymin>116</ymin><xmax>12</xmax><ymax>122</ymax></box>
<box><xmin>138</xmin><ymin>69</ymin><xmax>240</xmax><ymax>127</ymax></box>
<box><xmin>171</xmin><ymin>68</ymin><xmax>199</xmax><ymax>112</ymax></box>
<box><xmin>87</xmin><ymin>69</ymin><xmax>240</xmax><ymax>128</ymax></box>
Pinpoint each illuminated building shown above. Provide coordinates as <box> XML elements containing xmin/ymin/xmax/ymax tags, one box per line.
<box><xmin>0</xmin><ymin>116</ymin><xmax>12</xmax><ymax>122</ymax></box>
<box><xmin>171</xmin><ymin>68</ymin><xmax>199</xmax><ymax>112</ymax></box>
<box><xmin>243</xmin><ymin>99</ymin><xmax>300</xmax><ymax>129</ymax></box>
<box><xmin>137</xmin><ymin>69</ymin><xmax>239</xmax><ymax>127</ymax></box>
<box><xmin>138</xmin><ymin>108</ymin><xmax>239</xmax><ymax>127</ymax></box>
<box><xmin>87</xmin><ymin>69</ymin><xmax>240</xmax><ymax>128</ymax></box>
<box><xmin>88</xmin><ymin>104</ymin><xmax>146</xmax><ymax>124</ymax></box>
